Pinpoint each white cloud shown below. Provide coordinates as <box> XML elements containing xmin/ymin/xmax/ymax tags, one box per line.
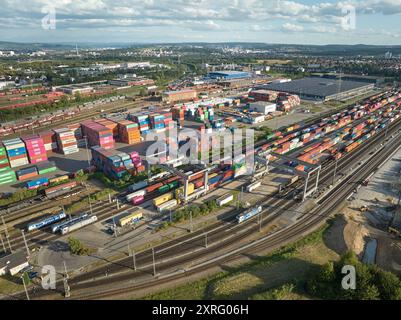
<box><xmin>281</xmin><ymin>23</ymin><xmax>304</xmax><ymax>32</ymax></box>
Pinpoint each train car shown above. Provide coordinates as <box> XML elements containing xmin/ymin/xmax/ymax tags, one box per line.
<box><xmin>48</xmin><ymin>175</ymin><xmax>69</xmax><ymax>185</ymax></box>
<box><xmin>131</xmin><ymin>195</ymin><xmax>145</xmax><ymax>205</ymax></box>
<box><xmin>246</xmin><ymin>181</ymin><xmax>261</xmax><ymax>192</ymax></box>
<box><xmin>149</xmin><ymin>171</ymin><xmax>170</xmax><ymax>183</ymax></box>
<box><xmin>27</xmin><ymin>211</ymin><xmax>67</xmax><ymax>232</ymax></box>
<box><xmin>216</xmin><ymin>193</ymin><xmax>234</xmax><ymax>207</ymax></box>
<box><xmin>128</xmin><ymin>180</ymin><xmax>148</xmax><ymax>192</ymax></box>
<box><xmin>51</xmin><ymin>214</ymin><xmax>88</xmax><ymax>233</ymax></box>
<box><xmin>60</xmin><ymin>215</ymin><xmax>98</xmax><ymax>235</ymax></box>
<box><xmin>26</xmin><ymin>177</ymin><xmax>49</xmax><ymax>190</ymax></box>
<box><xmin>118</xmin><ymin>212</ymin><xmax>143</xmax><ymax>227</ymax></box>
<box><xmin>156</xmin><ymin>199</ymin><xmax>177</xmax><ymax>213</ymax></box>
<box><xmin>153</xmin><ymin>192</ymin><xmax>174</xmax><ymax>207</ymax></box>
<box><xmin>236</xmin><ymin>206</ymin><xmax>262</xmax><ymax>224</ymax></box>
<box><xmin>126</xmin><ymin>190</ymin><xmax>146</xmax><ymax>202</ymax></box>
<box><xmin>146</xmin><ymin>182</ymin><xmax>164</xmax><ymax>193</ymax></box>
<box><xmin>45</xmin><ymin>181</ymin><xmax>77</xmax><ymax>198</ymax></box>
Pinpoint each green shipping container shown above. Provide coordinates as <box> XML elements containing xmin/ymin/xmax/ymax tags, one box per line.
<box><xmin>0</xmin><ymin>166</ymin><xmax>11</xmax><ymax>173</ymax></box>
<box><xmin>158</xmin><ymin>185</ymin><xmax>170</xmax><ymax>194</ymax></box>
<box><xmin>168</xmin><ymin>181</ymin><xmax>179</xmax><ymax>189</ymax></box>
<box><xmin>38</xmin><ymin>167</ymin><xmax>57</xmax><ymax>175</ymax></box>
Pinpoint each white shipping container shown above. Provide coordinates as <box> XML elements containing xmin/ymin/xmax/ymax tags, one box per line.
<box><xmin>216</xmin><ymin>194</ymin><xmax>234</xmax><ymax>206</ymax></box>
<box><xmin>126</xmin><ymin>190</ymin><xmax>146</xmax><ymax>202</ymax></box>
<box><xmin>157</xmin><ymin>199</ymin><xmax>177</xmax><ymax>213</ymax></box>
<box><xmin>246</xmin><ymin>181</ymin><xmax>261</xmax><ymax>192</ymax></box>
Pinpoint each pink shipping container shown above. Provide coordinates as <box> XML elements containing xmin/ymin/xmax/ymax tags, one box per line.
<box><xmin>131</xmin><ymin>195</ymin><xmax>144</xmax><ymax>205</ymax></box>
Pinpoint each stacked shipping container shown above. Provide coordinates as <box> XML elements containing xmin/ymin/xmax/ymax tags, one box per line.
<box><xmin>22</xmin><ymin>135</ymin><xmax>48</xmax><ymax>164</ymax></box>
<box><xmin>3</xmin><ymin>138</ymin><xmax>29</xmax><ymax>168</ymax></box>
<box><xmin>53</xmin><ymin>128</ymin><xmax>79</xmax><ymax>155</ymax></box>
<box><xmin>81</xmin><ymin>121</ymin><xmax>114</xmax><ymax>150</ymax></box>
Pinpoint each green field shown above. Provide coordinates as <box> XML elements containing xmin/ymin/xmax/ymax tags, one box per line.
<box><xmin>142</xmin><ymin>221</ymin><xmax>339</xmax><ymax>300</ymax></box>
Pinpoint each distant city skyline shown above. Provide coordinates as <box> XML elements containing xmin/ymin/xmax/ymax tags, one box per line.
<box><xmin>1</xmin><ymin>0</ymin><xmax>401</xmax><ymax>45</ymax></box>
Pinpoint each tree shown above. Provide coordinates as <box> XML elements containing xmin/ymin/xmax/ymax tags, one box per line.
<box><xmin>68</xmin><ymin>237</ymin><xmax>87</xmax><ymax>255</ymax></box>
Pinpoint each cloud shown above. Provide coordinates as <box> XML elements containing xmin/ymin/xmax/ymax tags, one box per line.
<box><xmin>281</xmin><ymin>23</ymin><xmax>304</xmax><ymax>32</ymax></box>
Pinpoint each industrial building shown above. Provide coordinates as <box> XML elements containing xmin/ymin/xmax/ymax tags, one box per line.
<box><xmin>207</xmin><ymin>71</ymin><xmax>251</xmax><ymax>80</ymax></box>
<box><xmin>249</xmin><ymin>102</ymin><xmax>277</xmax><ymax>115</ymax></box>
<box><xmin>108</xmin><ymin>77</ymin><xmax>155</xmax><ymax>87</ymax></box>
<box><xmin>162</xmin><ymin>89</ymin><xmax>197</xmax><ymax>104</ymax></box>
<box><xmin>0</xmin><ymin>252</ymin><xmax>29</xmax><ymax>276</ymax></box>
<box><xmin>261</xmin><ymin>77</ymin><xmax>375</xmax><ymax>101</ymax></box>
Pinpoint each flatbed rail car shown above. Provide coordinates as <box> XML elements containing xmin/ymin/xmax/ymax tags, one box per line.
<box><xmin>44</xmin><ymin>181</ymin><xmax>78</xmax><ymax>199</ymax></box>
<box><xmin>60</xmin><ymin>215</ymin><xmax>98</xmax><ymax>235</ymax></box>
<box><xmin>237</xmin><ymin>206</ymin><xmax>262</xmax><ymax>224</ymax></box>
<box><xmin>27</xmin><ymin>211</ymin><xmax>67</xmax><ymax>232</ymax></box>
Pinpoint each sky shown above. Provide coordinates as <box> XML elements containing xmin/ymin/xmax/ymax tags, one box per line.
<box><xmin>0</xmin><ymin>0</ymin><xmax>400</xmax><ymax>45</ymax></box>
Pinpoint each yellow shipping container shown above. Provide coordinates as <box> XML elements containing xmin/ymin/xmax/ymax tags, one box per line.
<box><xmin>119</xmin><ymin>212</ymin><xmax>143</xmax><ymax>227</ymax></box>
<box><xmin>49</xmin><ymin>175</ymin><xmax>69</xmax><ymax>184</ymax></box>
<box><xmin>153</xmin><ymin>192</ymin><xmax>174</xmax><ymax>207</ymax></box>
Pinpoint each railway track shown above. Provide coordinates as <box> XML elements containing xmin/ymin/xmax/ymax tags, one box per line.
<box><xmin>12</xmin><ymin>111</ymin><xmax>401</xmax><ymax>300</ymax></box>
<box><xmin>68</xmin><ymin>123</ymin><xmax>401</xmax><ymax>300</ymax></box>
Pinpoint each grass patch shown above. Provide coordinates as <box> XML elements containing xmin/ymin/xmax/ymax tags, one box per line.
<box><xmin>0</xmin><ymin>275</ymin><xmax>25</xmax><ymax>296</ymax></box>
<box><xmin>65</xmin><ymin>188</ymin><xmax>114</xmax><ymax>213</ymax></box>
<box><xmin>143</xmin><ymin>221</ymin><xmax>335</xmax><ymax>300</ymax></box>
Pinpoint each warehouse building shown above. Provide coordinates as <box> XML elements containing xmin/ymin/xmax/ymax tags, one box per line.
<box><xmin>0</xmin><ymin>252</ymin><xmax>29</xmax><ymax>276</ymax></box>
<box><xmin>162</xmin><ymin>89</ymin><xmax>197</xmax><ymax>104</ymax></box>
<box><xmin>108</xmin><ymin>77</ymin><xmax>155</xmax><ymax>87</ymax></box>
<box><xmin>207</xmin><ymin>71</ymin><xmax>251</xmax><ymax>80</ymax></box>
<box><xmin>249</xmin><ymin>102</ymin><xmax>277</xmax><ymax>115</ymax></box>
<box><xmin>261</xmin><ymin>77</ymin><xmax>375</xmax><ymax>102</ymax></box>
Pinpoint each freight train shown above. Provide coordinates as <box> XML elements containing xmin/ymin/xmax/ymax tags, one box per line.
<box><xmin>60</xmin><ymin>215</ymin><xmax>98</xmax><ymax>235</ymax></box>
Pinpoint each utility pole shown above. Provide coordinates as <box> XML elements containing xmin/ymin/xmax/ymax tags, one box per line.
<box><xmin>21</xmin><ymin>230</ymin><xmax>30</xmax><ymax>256</ymax></box>
<box><xmin>108</xmin><ymin>192</ymin><xmax>111</xmax><ymax>204</ymax></box>
<box><xmin>205</xmin><ymin>233</ymin><xmax>208</xmax><ymax>248</ymax></box>
<box><xmin>63</xmin><ymin>261</ymin><xmax>71</xmax><ymax>298</ymax></box>
<box><xmin>84</xmin><ymin>136</ymin><xmax>91</xmax><ymax>167</ymax></box>
<box><xmin>89</xmin><ymin>195</ymin><xmax>93</xmax><ymax>215</ymax></box>
<box><xmin>189</xmin><ymin>211</ymin><xmax>193</xmax><ymax>233</ymax></box>
<box><xmin>112</xmin><ymin>217</ymin><xmax>117</xmax><ymax>238</ymax></box>
<box><xmin>259</xmin><ymin>210</ymin><xmax>262</xmax><ymax>233</ymax></box>
<box><xmin>116</xmin><ymin>198</ymin><xmax>120</xmax><ymax>210</ymax></box>
<box><xmin>0</xmin><ymin>233</ymin><xmax>6</xmax><ymax>253</ymax></box>
<box><xmin>2</xmin><ymin>216</ymin><xmax>12</xmax><ymax>253</ymax></box>
<box><xmin>132</xmin><ymin>249</ymin><xmax>137</xmax><ymax>271</ymax></box>
<box><xmin>152</xmin><ymin>247</ymin><xmax>156</xmax><ymax>277</ymax></box>
<box><xmin>21</xmin><ymin>274</ymin><xmax>30</xmax><ymax>300</ymax></box>
<box><xmin>332</xmin><ymin>157</ymin><xmax>338</xmax><ymax>186</ymax></box>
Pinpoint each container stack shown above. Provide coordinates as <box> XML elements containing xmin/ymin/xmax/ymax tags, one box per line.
<box><xmin>22</xmin><ymin>135</ymin><xmax>48</xmax><ymax>164</ymax></box>
<box><xmin>160</xmin><ymin>111</ymin><xmax>173</xmax><ymax>127</ymax></box>
<box><xmin>53</xmin><ymin>128</ymin><xmax>79</xmax><ymax>155</ymax></box>
<box><xmin>171</xmin><ymin>107</ymin><xmax>184</xmax><ymax>122</ymax></box>
<box><xmin>67</xmin><ymin>123</ymin><xmax>84</xmax><ymax>147</ymax></box>
<box><xmin>117</xmin><ymin>120</ymin><xmax>141</xmax><ymax>144</ymax></box>
<box><xmin>39</xmin><ymin>131</ymin><xmax>58</xmax><ymax>153</ymax></box>
<box><xmin>0</xmin><ymin>168</ymin><xmax>16</xmax><ymax>185</ymax></box>
<box><xmin>81</xmin><ymin>121</ymin><xmax>114</xmax><ymax>150</ymax></box>
<box><xmin>129</xmin><ymin>114</ymin><xmax>150</xmax><ymax>135</ymax></box>
<box><xmin>95</xmin><ymin>119</ymin><xmax>119</xmax><ymax>139</ymax></box>
<box><xmin>3</xmin><ymin>138</ymin><xmax>29</xmax><ymax>168</ymax></box>
<box><xmin>36</xmin><ymin>161</ymin><xmax>57</xmax><ymax>175</ymax></box>
<box><xmin>0</xmin><ymin>145</ymin><xmax>10</xmax><ymax>173</ymax></box>
<box><xmin>16</xmin><ymin>166</ymin><xmax>38</xmax><ymax>181</ymax></box>
<box><xmin>91</xmin><ymin>147</ymin><xmax>144</xmax><ymax>180</ymax></box>
<box><xmin>0</xmin><ymin>145</ymin><xmax>16</xmax><ymax>185</ymax></box>
<box><xmin>149</xmin><ymin>114</ymin><xmax>165</xmax><ymax>131</ymax></box>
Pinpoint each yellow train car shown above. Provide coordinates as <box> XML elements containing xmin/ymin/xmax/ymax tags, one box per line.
<box><xmin>153</xmin><ymin>192</ymin><xmax>174</xmax><ymax>207</ymax></box>
<box><xmin>174</xmin><ymin>183</ymin><xmax>195</xmax><ymax>204</ymax></box>
<box><xmin>49</xmin><ymin>175</ymin><xmax>69</xmax><ymax>184</ymax></box>
<box><xmin>118</xmin><ymin>211</ymin><xmax>143</xmax><ymax>227</ymax></box>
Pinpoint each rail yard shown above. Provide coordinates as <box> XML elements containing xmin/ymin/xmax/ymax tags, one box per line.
<box><xmin>1</xmin><ymin>83</ymin><xmax>401</xmax><ymax>300</ymax></box>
